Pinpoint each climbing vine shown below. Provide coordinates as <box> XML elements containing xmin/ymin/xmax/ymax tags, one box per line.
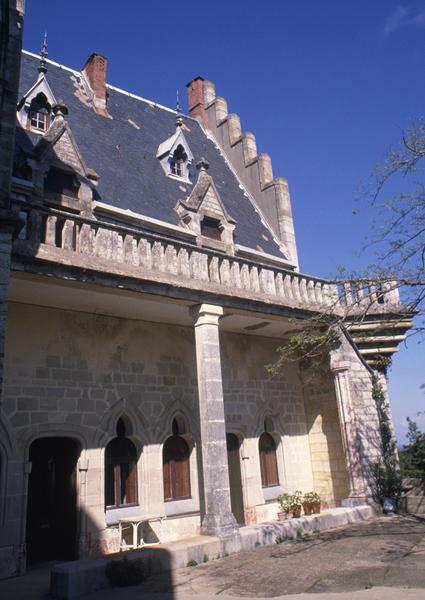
<box><xmin>369</xmin><ymin>375</ymin><xmax>403</xmax><ymax>506</ymax></box>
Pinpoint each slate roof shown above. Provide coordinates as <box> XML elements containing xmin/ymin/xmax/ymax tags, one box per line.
<box><xmin>17</xmin><ymin>51</ymin><xmax>284</xmax><ymax>258</ymax></box>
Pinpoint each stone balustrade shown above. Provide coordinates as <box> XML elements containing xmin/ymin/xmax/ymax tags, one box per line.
<box><xmin>12</xmin><ymin>204</ymin><xmax>401</xmax><ymax>315</ymax></box>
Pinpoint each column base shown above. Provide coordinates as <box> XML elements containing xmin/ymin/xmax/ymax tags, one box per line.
<box><xmin>201</xmin><ymin>511</ymin><xmax>239</xmax><ymax>538</ymax></box>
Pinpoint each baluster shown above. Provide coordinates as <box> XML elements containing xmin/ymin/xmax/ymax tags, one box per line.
<box><xmin>165</xmin><ymin>244</ymin><xmax>178</xmax><ymax>275</ymax></box>
<box><xmin>230</xmin><ymin>261</ymin><xmax>242</xmax><ymax>289</ymax></box>
<box><xmin>306</xmin><ymin>280</ymin><xmax>316</xmax><ymax>304</ymax></box>
<box><xmin>209</xmin><ymin>256</ymin><xmax>220</xmax><ymax>283</ymax></box>
<box><xmin>152</xmin><ymin>241</ymin><xmax>165</xmax><ymax>271</ymax></box>
<box><xmin>283</xmin><ymin>274</ymin><xmax>293</xmax><ymax>299</ymax></box>
<box><xmin>79</xmin><ymin>223</ymin><xmax>93</xmax><ymax>254</ymax></box>
<box><xmin>17</xmin><ymin>210</ymin><xmax>28</xmax><ymax>240</ymax></box>
<box><xmin>275</xmin><ymin>272</ymin><xmax>284</xmax><ymax>297</ymax></box>
<box><xmin>27</xmin><ymin>209</ymin><xmax>41</xmax><ymax>244</ymax></box>
<box><xmin>249</xmin><ymin>266</ymin><xmax>260</xmax><ymax>292</ymax></box>
<box><xmin>240</xmin><ymin>263</ymin><xmax>251</xmax><ymax>291</ymax></box>
<box><xmin>138</xmin><ymin>238</ymin><xmax>152</xmax><ymax>269</ymax></box>
<box><xmin>220</xmin><ymin>258</ymin><xmax>231</xmax><ymax>286</ymax></box>
<box><xmin>299</xmin><ymin>278</ymin><xmax>309</xmax><ymax>304</ymax></box>
<box><xmin>344</xmin><ymin>282</ymin><xmax>353</xmax><ymax>306</ymax></box>
<box><xmin>62</xmin><ymin>219</ymin><xmax>75</xmax><ymax>250</ymax></box>
<box><xmin>177</xmin><ymin>247</ymin><xmax>190</xmax><ymax>277</ymax></box>
<box><xmin>45</xmin><ymin>215</ymin><xmax>57</xmax><ymax>246</ymax></box>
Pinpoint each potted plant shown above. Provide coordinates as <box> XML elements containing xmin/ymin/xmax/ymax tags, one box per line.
<box><xmin>302</xmin><ymin>491</ymin><xmax>314</xmax><ymax>516</ymax></box>
<box><xmin>290</xmin><ymin>490</ymin><xmax>303</xmax><ymax>518</ymax></box>
<box><xmin>277</xmin><ymin>493</ymin><xmax>291</xmax><ymax>521</ymax></box>
<box><xmin>305</xmin><ymin>491</ymin><xmax>321</xmax><ymax>514</ymax></box>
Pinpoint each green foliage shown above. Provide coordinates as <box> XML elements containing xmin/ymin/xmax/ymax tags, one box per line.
<box><xmin>275</xmin><ymin>535</ymin><xmax>284</xmax><ymax>545</ymax></box>
<box><xmin>186</xmin><ymin>559</ymin><xmax>198</xmax><ymax>567</ymax></box>
<box><xmin>203</xmin><ymin>553</ymin><xmax>209</xmax><ymax>563</ymax></box>
<box><xmin>369</xmin><ymin>456</ymin><xmax>403</xmax><ymax>507</ymax></box>
<box><xmin>266</xmin><ymin>326</ymin><xmax>340</xmax><ymax>378</ymax></box>
<box><xmin>289</xmin><ymin>490</ymin><xmax>303</xmax><ymax>510</ymax></box>
<box><xmin>104</xmin><ymin>556</ymin><xmax>145</xmax><ymax>587</ymax></box>
<box><xmin>277</xmin><ymin>493</ymin><xmax>291</xmax><ymax>511</ymax></box>
<box><xmin>303</xmin><ymin>491</ymin><xmax>321</xmax><ymax>503</ymax></box>
<box><xmin>399</xmin><ymin>417</ymin><xmax>425</xmax><ymax>478</ymax></box>
<box><xmin>369</xmin><ymin>376</ymin><xmax>403</xmax><ymax>506</ymax></box>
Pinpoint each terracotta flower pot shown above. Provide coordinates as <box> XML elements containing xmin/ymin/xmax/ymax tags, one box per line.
<box><xmin>278</xmin><ymin>510</ymin><xmax>290</xmax><ymax>521</ymax></box>
<box><xmin>292</xmin><ymin>505</ymin><xmax>302</xmax><ymax>518</ymax></box>
<box><xmin>312</xmin><ymin>501</ymin><xmax>321</xmax><ymax>514</ymax></box>
<box><xmin>303</xmin><ymin>501</ymin><xmax>313</xmax><ymax>516</ymax></box>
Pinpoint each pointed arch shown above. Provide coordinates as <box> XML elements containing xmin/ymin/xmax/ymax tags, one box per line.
<box><xmin>96</xmin><ymin>397</ymin><xmax>149</xmax><ymax>446</ymax></box>
<box><xmin>155</xmin><ymin>398</ymin><xmax>198</xmax><ymax>444</ymax></box>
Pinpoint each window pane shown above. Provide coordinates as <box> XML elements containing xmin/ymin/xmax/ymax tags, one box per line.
<box><xmin>105</xmin><ymin>463</ymin><xmax>116</xmax><ymax>507</ymax></box>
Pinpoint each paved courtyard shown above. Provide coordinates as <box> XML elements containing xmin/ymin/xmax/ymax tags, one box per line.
<box><xmin>1</xmin><ymin>515</ymin><xmax>425</xmax><ymax>599</ymax></box>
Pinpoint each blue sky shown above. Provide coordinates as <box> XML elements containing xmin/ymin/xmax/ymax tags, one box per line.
<box><xmin>22</xmin><ymin>1</ymin><xmax>424</xmax><ymax>443</ymax></box>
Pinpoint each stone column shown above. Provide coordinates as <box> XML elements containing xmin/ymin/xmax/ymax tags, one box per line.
<box><xmin>190</xmin><ymin>303</ymin><xmax>238</xmax><ymax>537</ymax></box>
<box><xmin>331</xmin><ymin>363</ymin><xmax>368</xmax><ymax>503</ymax></box>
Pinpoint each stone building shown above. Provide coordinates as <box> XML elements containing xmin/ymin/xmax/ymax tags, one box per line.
<box><xmin>0</xmin><ymin>1</ymin><xmax>412</xmax><ymax>579</ymax></box>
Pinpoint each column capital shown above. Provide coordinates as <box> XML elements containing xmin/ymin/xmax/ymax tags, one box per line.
<box><xmin>190</xmin><ymin>303</ymin><xmax>223</xmax><ymax>326</ymax></box>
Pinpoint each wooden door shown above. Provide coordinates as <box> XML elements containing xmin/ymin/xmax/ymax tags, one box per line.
<box><xmin>226</xmin><ymin>433</ymin><xmax>245</xmax><ymax>525</ymax></box>
<box><xmin>26</xmin><ymin>437</ymin><xmax>79</xmax><ymax>564</ymax></box>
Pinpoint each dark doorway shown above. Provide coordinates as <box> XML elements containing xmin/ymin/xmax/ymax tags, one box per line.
<box><xmin>26</xmin><ymin>437</ymin><xmax>79</xmax><ymax>565</ymax></box>
<box><xmin>226</xmin><ymin>433</ymin><xmax>245</xmax><ymax>525</ymax></box>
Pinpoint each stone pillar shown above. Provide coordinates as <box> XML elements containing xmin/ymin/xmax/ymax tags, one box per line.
<box><xmin>331</xmin><ymin>363</ymin><xmax>368</xmax><ymax>503</ymax></box>
<box><xmin>190</xmin><ymin>303</ymin><xmax>238</xmax><ymax>537</ymax></box>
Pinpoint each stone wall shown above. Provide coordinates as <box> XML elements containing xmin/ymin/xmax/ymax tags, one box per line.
<box><xmin>0</xmin><ymin>301</ymin><xmax>347</xmax><ymax>574</ymax></box>
<box><xmin>302</xmin><ymin>363</ymin><xmax>349</xmax><ymax>506</ymax></box>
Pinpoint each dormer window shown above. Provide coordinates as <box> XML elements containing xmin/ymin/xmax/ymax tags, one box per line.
<box><xmin>157</xmin><ymin>128</ymin><xmax>194</xmax><ymax>181</ymax></box>
<box><xmin>27</xmin><ymin>93</ymin><xmax>51</xmax><ymax>132</ymax></box>
<box><xmin>201</xmin><ymin>216</ymin><xmax>222</xmax><ymax>241</ymax></box>
<box><xmin>170</xmin><ymin>145</ymin><xmax>187</xmax><ymax>178</ymax></box>
<box><xmin>45</xmin><ymin>168</ymin><xmax>79</xmax><ymax>198</ymax></box>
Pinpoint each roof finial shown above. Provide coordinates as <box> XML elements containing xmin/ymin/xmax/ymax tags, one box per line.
<box><xmin>176</xmin><ymin>89</ymin><xmax>183</xmax><ymax>127</ymax></box>
<box><xmin>38</xmin><ymin>31</ymin><xmax>48</xmax><ymax>74</ymax></box>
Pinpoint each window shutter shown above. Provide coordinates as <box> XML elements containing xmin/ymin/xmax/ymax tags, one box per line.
<box><xmin>259</xmin><ymin>432</ymin><xmax>279</xmax><ymax>487</ymax></box>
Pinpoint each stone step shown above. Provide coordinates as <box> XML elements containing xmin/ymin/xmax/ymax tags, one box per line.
<box><xmin>51</xmin><ymin>505</ymin><xmax>375</xmax><ymax>599</ymax></box>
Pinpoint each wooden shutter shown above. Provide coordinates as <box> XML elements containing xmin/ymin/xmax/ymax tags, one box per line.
<box><xmin>259</xmin><ymin>433</ymin><xmax>279</xmax><ymax>487</ymax></box>
<box><xmin>163</xmin><ymin>435</ymin><xmax>191</xmax><ymax>500</ymax></box>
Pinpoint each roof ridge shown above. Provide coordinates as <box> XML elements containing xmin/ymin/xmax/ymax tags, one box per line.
<box><xmin>22</xmin><ymin>49</ymin><xmax>199</xmax><ymax>121</ymax></box>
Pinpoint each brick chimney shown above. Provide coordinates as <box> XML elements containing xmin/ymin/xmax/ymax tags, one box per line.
<box><xmin>82</xmin><ymin>53</ymin><xmax>110</xmax><ymax>117</ymax></box>
<box><xmin>186</xmin><ymin>77</ymin><xmax>208</xmax><ymax>128</ymax></box>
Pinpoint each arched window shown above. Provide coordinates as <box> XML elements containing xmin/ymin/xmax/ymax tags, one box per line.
<box><xmin>28</xmin><ymin>93</ymin><xmax>51</xmax><ymax>132</ymax></box>
<box><xmin>163</xmin><ymin>418</ymin><xmax>191</xmax><ymax>501</ymax></box>
<box><xmin>105</xmin><ymin>418</ymin><xmax>138</xmax><ymax>509</ymax></box>
<box><xmin>169</xmin><ymin>145</ymin><xmax>187</xmax><ymax>177</ymax></box>
<box><xmin>259</xmin><ymin>432</ymin><xmax>279</xmax><ymax>488</ymax></box>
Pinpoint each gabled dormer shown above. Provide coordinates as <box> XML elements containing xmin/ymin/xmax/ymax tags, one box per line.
<box><xmin>157</xmin><ymin>118</ymin><xmax>194</xmax><ymax>182</ymax></box>
<box><xmin>28</xmin><ymin>103</ymin><xmax>98</xmax><ymax>216</ymax></box>
<box><xmin>175</xmin><ymin>158</ymin><xmax>236</xmax><ymax>254</ymax></box>
<box><xmin>17</xmin><ymin>38</ymin><xmax>57</xmax><ymax>134</ymax></box>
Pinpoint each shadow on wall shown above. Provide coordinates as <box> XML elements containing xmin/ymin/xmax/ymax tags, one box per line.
<box><xmin>21</xmin><ymin>435</ymin><xmax>176</xmax><ymax>599</ymax></box>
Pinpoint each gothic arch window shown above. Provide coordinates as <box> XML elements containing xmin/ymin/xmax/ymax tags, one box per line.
<box><xmin>163</xmin><ymin>418</ymin><xmax>191</xmax><ymax>501</ymax></box>
<box><xmin>105</xmin><ymin>418</ymin><xmax>138</xmax><ymax>509</ymax></box>
<box><xmin>27</xmin><ymin>93</ymin><xmax>51</xmax><ymax>132</ymax></box>
<box><xmin>169</xmin><ymin>145</ymin><xmax>187</xmax><ymax>178</ymax></box>
<box><xmin>259</xmin><ymin>431</ymin><xmax>279</xmax><ymax>488</ymax></box>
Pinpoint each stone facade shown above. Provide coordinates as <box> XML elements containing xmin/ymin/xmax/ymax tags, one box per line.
<box><xmin>0</xmin><ymin>3</ymin><xmax>411</xmax><ymax>580</ymax></box>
